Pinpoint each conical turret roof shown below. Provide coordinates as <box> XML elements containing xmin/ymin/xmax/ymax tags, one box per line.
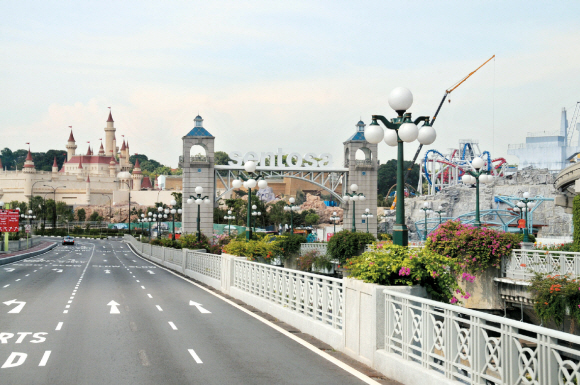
<box><xmin>107</xmin><ymin>111</ymin><xmax>114</xmax><ymax>122</ymax></box>
<box><xmin>53</xmin><ymin>156</ymin><xmax>58</xmax><ymax>168</ymax></box>
<box><xmin>68</xmin><ymin>130</ymin><xmax>75</xmax><ymax>142</ymax></box>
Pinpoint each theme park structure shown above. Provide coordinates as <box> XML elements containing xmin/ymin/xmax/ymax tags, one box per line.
<box><xmin>417</xmin><ymin>139</ymin><xmax>509</xmax><ymax>195</ymax></box>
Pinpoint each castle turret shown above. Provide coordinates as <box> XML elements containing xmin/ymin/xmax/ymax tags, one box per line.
<box><xmin>109</xmin><ymin>158</ymin><xmax>117</xmax><ymax>177</ymax></box>
<box><xmin>98</xmin><ymin>142</ymin><xmax>105</xmax><ymax>156</ymax></box>
<box><xmin>66</xmin><ymin>129</ymin><xmax>77</xmax><ymax>161</ymax></box>
<box><xmin>77</xmin><ymin>158</ymin><xmax>84</xmax><ymax>178</ymax></box>
<box><xmin>52</xmin><ymin>156</ymin><xmax>58</xmax><ymax>174</ymax></box>
<box><xmin>119</xmin><ymin>140</ymin><xmax>126</xmax><ymax>168</ymax></box>
<box><xmin>113</xmin><ymin>134</ymin><xmax>117</xmax><ymax>158</ymax></box>
<box><xmin>105</xmin><ymin>110</ymin><xmax>116</xmax><ymax>157</ymax></box>
<box><xmin>86</xmin><ymin>145</ymin><xmax>92</xmax><ymax>156</ymax></box>
<box><xmin>85</xmin><ymin>176</ymin><xmax>91</xmax><ymax>204</ymax></box>
<box><xmin>131</xmin><ymin>157</ymin><xmax>143</xmax><ymax>191</ymax></box>
<box><xmin>23</xmin><ymin>149</ymin><xmax>36</xmax><ymax>174</ymax></box>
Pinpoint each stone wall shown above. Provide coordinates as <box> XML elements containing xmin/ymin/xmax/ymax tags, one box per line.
<box><xmin>380</xmin><ymin>168</ymin><xmax>571</xmax><ymax>239</ymax></box>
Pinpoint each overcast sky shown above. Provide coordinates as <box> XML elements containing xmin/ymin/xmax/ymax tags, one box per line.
<box><xmin>1</xmin><ymin>1</ymin><xmax>579</xmax><ymax>168</ymax></box>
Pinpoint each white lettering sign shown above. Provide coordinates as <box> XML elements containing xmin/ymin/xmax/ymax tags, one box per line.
<box><xmin>228</xmin><ymin>148</ymin><xmax>333</xmax><ymax>169</ymax></box>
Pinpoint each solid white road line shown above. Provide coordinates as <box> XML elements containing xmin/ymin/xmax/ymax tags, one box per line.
<box><xmin>156</xmin><ymin>305</ymin><xmax>163</xmax><ymax>311</ymax></box>
<box><xmin>56</xmin><ymin>322</ymin><xmax>63</xmax><ymax>331</ymax></box>
<box><xmin>168</xmin><ymin>322</ymin><xmax>178</xmax><ymax>330</ymax></box>
<box><xmin>127</xmin><ymin>244</ymin><xmax>381</xmax><ymax>385</ymax></box>
<box><xmin>188</xmin><ymin>349</ymin><xmax>203</xmax><ymax>364</ymax></box>
<box><xmin>38</xmin><ymin>351</ymin><xmax>51</xmax><ymax>366</ymax></box>
<box><xmin>147</xmin><ymin>294</ymin><xmax>152</xmax><ymax>298</ymax></box>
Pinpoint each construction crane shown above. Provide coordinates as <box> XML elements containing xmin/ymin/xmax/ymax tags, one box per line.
<box><xmin>403</xmin><ymin>55</ymin><xmax>496</xmax><ymax>182</ymax></box>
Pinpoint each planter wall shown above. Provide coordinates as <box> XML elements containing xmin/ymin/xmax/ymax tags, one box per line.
<box><xmin>457</xmin><ymin>266</ymin><xmax>503</xmax><ymax>310</ymax></box>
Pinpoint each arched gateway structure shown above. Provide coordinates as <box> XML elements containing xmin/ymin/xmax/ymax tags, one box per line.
<box><xmin>181</xmin><ymin>116</ymin><xmax>378</xmax><ymax>237</ymax></box>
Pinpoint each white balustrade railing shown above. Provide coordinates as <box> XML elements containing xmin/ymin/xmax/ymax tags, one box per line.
<box><xmin>171</xmin><ymin>248</ymin><xmax>182</xmax><ymax>265</ymax></box>
<box><xmin>300</xmin><ymin>243</ymin><xmax>328</xmax><ymax>256</ymax></box>
<box><xmin>186</xmin><ymin>251</ymin><xmax>221</xmax><ymax>280</ymax></box>
<box><xmin>503</xmin><ymin>249</ymin><xmax>580</xmax><ymax>280</ymax></box>
<box><xmin>233</xmin><ymin>259</ymin><xmax>343</xmax><ymax>330</ymax></box>
<box><xmin>383</xmin><ymin>288</ymin><xmax>580</xmax><ymax>385</ymax></box>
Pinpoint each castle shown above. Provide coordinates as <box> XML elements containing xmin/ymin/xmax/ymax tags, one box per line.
<box><xmin>0</xmin><ymin>110</ymin><xmax>163</xmax><ymax>209</ymax></box>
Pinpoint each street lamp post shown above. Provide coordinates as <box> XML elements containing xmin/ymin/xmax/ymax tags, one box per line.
<box><xmin>434</xmin><ymin>205</ymin><xmax>445</xmax><ymax>226</ymax></box>
<box><xmin>361</xmin><ymin>208</ymin><xmax>373</xmax><ymax>233</ymax></box>
<box><xmin>330</xmin><ymin>211</ymin><xmax>341</xmax><ymax>235</ymax></box>
<box><xmin>365</xmin><ymin>87</ymin><xmax>437</xmax><ymax>246</ymax></box>
<box><xmin>186</xmin><ymin>186</ymin><xmax>211</xmax><ymax>242</ymax></box>
<box><xmin>229</xmin><ymin>161</ymin><xmax>268</xmax><ymax>241</ymax></box>
<box><xmin>169</xmin><ymin>199</ymin><xmax>178</xmax><ymax>240</ymax></box>
<box><xmin>342</xmin><ymin>184</ymin><xmax>365</xmax><ymax>232</ymax></box>
<box><xmin>284</xmin><ymin>198</ymin><xmax>300</xmax><ymax>234</ymax></box>
<box><xmin>224</xmin><ymin>210</ymin><xmax>235</xmax><ymax>237</ymax></box>
<box><xmin>461</xmin><ymin>157</ymin><xmax>493</xmax><ymax>228</ymax></box>
<box><xmin>43</xmin><ymin>185</ymin><xmax>66</xmax><ymax>230</ymax></box>
<box><xmin>147</xmin><ymin>212</ymin><xmax>153</xmax><ymax>240</ymax></box>
<box><xmin>251</xmin><ymin>205</ymin><xmax>261</xmax><ymax>233</ymax></box>
<box><xmin>517</xmin><ymin>192</ymin><xmax>536</xmax><ymax>242</ymax></box>
<box><xmin>420</xmin><ymin>203</ymin><xmax>434</xmax><ymax>240</ymax></box>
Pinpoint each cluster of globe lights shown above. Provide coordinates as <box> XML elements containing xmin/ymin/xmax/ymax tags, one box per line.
<box><xmin>224</xmin><ymin>210</ymin><xmax>235</xmax><ymax>221</ymax></box>
<box><xmin>284</xmin><ymin>198</ymin><xmax>300</xmax><ymax>212</ymax></box>
<box><xmin>362</xmin><ymin>208</ymin><xmax>373</xmax><ymax>219</ymax></box>
<box><xmin>21</xmin><ymin>209</ymin><xmax>36</xmax><ymax>220</ymax></box>
<box><xmin>230</xmin><ymin>161</ymin><xmax>268</xmax><ymax>191</ymax></box>
<box><xmin>363</xmin><ymin>87</ymin><xmax>437</xmax><ymax>146</ymax></box>
<box><xmin>422</xmin><ymin>202</ymin><xmax>434</xmax><ymax>215</ymax></box>
<box><xmin>461</xmin><ymin>156</ymin><xmax>495</xmax><ymax>185</ymax></box>
<box><xmin>186</xmin><ymin>187</ymin><xmax>212</xmax><ymax>205</ymax></box>
<box><xmin>342</xmin><ymin>184</ymin><xmax>365</xmax><ymax>202</ymax></box>
<box><xmin>514</xmin><ymin>192</ymin><xmax>535</xmax><ymax>212</ymax></box>
<box><xmin>251</xmin><ymin>205</ymin><xmax>262</xmax><ymax>217</ymax></box>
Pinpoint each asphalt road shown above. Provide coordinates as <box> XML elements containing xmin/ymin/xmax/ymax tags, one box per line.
<box><xmin>0</xmin><ymin>238</ymin><xmax>373</xmax><ymax>385</ymax></box>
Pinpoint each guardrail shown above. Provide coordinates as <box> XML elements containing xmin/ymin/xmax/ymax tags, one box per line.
<box><xmin>383</xmin><ymin>288</ymin><xmax>580</xmax><ymax>385</ymax></box>
<box><xmin>186</xmin><ymin>250</ymin><xmax>221</xmax><ymax>280</ymax></box>
<box><xmin>503</xmin><ymin>249</ymin><xmax>580</xmax><ymax>280</ymax></box>
<box><xmin>234</xmin><ymin>259</ymin><xmax>343</xmax><ymax>330</ymax></box>
<box><xmin>0</xmin><ymin>236</ymin><xmax>43</xmax><ymax>253</ymax></box>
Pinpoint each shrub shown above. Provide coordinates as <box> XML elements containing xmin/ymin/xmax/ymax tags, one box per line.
<box><xmin>347</xmin><ymin>244</ymin><xmax>464</xmax><ymax>303</ymax></box>
<box><xmin>297</xmin><ymin>250</ymin><xmax>318</xmax><ymax>271</ymax></box>
<box><xmin>327</xmin><ymin>230</ymin><xmax>376</xmax><ymax>265</ymax></box>
<box><xmin>223</xmin><ymin>235</ymin><xmax>282</xmax><ymax>262</ymax></box>
<box><xmin>529</xmin><ymin>272</ymin><xmax>580</xmax><ymax>331</ymax></box>
<box><xmin>535</xmin><ymin>242</ymin><xmax>577</xmax><ymax>252</ymax></box>
<box><xmin>276</xmin><ymin>234</ymin><xmax>307</xmax><ymax>259</ymax></box>
<box><xmin>425</xmin><ymin>220</ymin><xmax>519</xmax><ymax>275</ymax></box>
<box><xmin>574</xmin><ymin>195</ymin><xmax>580</xmax><ymax>246</ymax></box>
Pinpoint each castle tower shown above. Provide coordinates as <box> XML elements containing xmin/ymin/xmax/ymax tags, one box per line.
<box><xmin>343</xmin><ymin>120</ymin><xmax>378</xmax><ymax>237</ymax></box>
<box><xmin>98</xmin><ymin>142</ymin><xmax>105</xmax><ymax>156</ymax></box>
<box><xmin>182</xmin><ymin>115</ymin><xmax>215</xmax><ymax>236</ymax></box>
<box><xmin>22</xmin><ymin>149</ymin><xmax>36</xmax><ymax>174</ymax></box>
<box><xmin>66</xmin><ymin>130</ymin><xmax>77</xmax><ymax>161</ymax></box>
<box><xmin>85</xmin><ymin>176</ymin><xmax>91</xmax><ymax>204</ymax></box>
<box><xmin>119</xmin><ymin>140</ymin><xmax>126</xmax><ymax>168</ymax></box>
<box><xmin>52</xmin><ymin>156</ymin><xmax>58</xmax><ymax>174</ymax></box>
<box><xmin>105</xmin><ymin>110</ymin><xmax>116</xmax><ymax>157</ymax></box>
<box><xmin>109</xmin><ymin>158</ymin><xmax>117</xmax><ymax>177</ymax></box>
<box><xmin>131</xmin><ymin>158</ymin><xmax>143</xmax><ymax>191</ymax></box>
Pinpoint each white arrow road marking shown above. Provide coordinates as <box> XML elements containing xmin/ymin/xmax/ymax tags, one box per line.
<box><xmin>52</xmin><ymin>269</ymin><xmax>63</xmax><ymax>273</ymax></box>
<box><xmin>188</xmin><ymin>349</ymin><xmax>203</xmax><ymax>364</ymax></box>
<box><xmin>105</xmin><ymin>270</ymin><xmax>110</xmax><ymax>274</ymax></box>
<box><xmin>38</xmin><ymin>351</ymin><xmax>51</xmax><ymax>366</ymax></box>
<box><xmin>3</xmin><ymin>299</ymin><xmax>26</xmax><ymax>314</ymax></box>
<box><xmin>146</xmin><ymin>270</ymin><xmax>155</xmax><ymax>274</ymax></box>
<box><xmin>107</xmin><ymin>300</ymin><xmax>120</xmax><ymax>314</ymax></box>
<box><xmin>4</xmin><ymin>268</ymin><xmax>15</xmax><ymax>272</ymax></box>
<box><xmin>189</xmin><ymin>301</ymin><xmax>211</xmax><ymax>314</ymax></box>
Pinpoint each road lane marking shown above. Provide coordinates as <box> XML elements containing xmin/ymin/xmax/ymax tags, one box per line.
<box><xmin>147</xmin><ymin>294</ymin><xmax>152</xmax><ymax>298</ymax></box>
<box><xmin>141</xmin><ymin>286</ymin><xmax>145</xmax><ymax>289</ymax></box>
<box><xmin>3</xmin><ymin>285</ymin><xmax>9</xmax><ymax>288</ymax></box>
<box><xmin>25</xmin><ymin>274</ymin><xmax>29</xmax><ymax>277</ymax></box>
<box><xmin>70</xmin><ymin>297</ymin><xmax>74</xmax><ymax>299</ymax></box>
<box><xmin>67</xmin><ymin>300</ymin><xmax>72</xmax><ymax>304</ymax></box>
<box><xmin>38</xmin><ymin>351</ymin><xmax>51</xmax><ymax>366</ymax></box>
<box><xmin>136</xmin><ymin>280</ymin><xmax>140</xmax><ymax>282</ymax></box>
<box><xmin>168</xmin><ymin>322</ymin><xmax>178</xmax><ymax>330</ymax></box>
<box><xmin>138</xmin><ymin>350</ymin><xmax>150</xmax><ymax>366</ymax></box>
<box><xmin>126</xmin><ymin>244</ymin><xmax>381</xmax><ymax>385</ymax></box>
<box><xmin>65</xmin><ymin>305</ymin><xmax>70</xmax><ymax>308</ymax></box>
<box><xmin>188</xmin><ymin>349</ymin><xmax>203</xmax><ymax>364</ymax></box>
<box><xmin>56</xmin><ymin>322</ymin><xmax>63</xmax><ymax>331</ymax></box>
<box><xmin>108</xmin><ymin>300</ymin><xmax>121</xmax><ymax>314</ymax></box>
<box><xmin>63</xmin><ymin>310</ymin><xmax>68</xmax><ymax>313</ymax></box>
<box><xmin>15</xmin><ymin>279</ymin><xmax>20</xmax><ymax>282</ymax></box>
<box><xmin>156</xmin><ymin>305</ymin><xmax>163</xmax><ymax>311</ymax></box>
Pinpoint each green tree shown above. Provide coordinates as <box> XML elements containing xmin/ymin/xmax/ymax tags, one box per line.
<box><xmin>305</xmin><ymin>213</ymin><xmax>320</xmax><ymax>226</ymax></box>
<box><xmin>377</xmin><ymin>159</ymin><xmax>420</xmax><ymax>197</ymax></box>
<box><xmin>77</xmin><ymin>208</ymin><xmax>87</xmax><ymax>222</ymax></box>
<box><xmin>215</xmin><ymin>151</ymin><xmax>231</xmax><ymax>165</ymax></box>
<box><xmin>89</xmin><ymin>212</ymin><xmax>103</xmax><ymax>222</ymax></box>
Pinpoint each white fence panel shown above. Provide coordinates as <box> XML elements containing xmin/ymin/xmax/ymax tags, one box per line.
<box><xmin>234</xmin><ymin>259</ymin><xmax>343</xmax><ymax>330</ymax></box>
<box><xmin>300</xmin><ymin>243</ymin><xmax>328</xmax><ymax>256</ymax></box>
<box><xmin>503</xmin><ymin>249</ymin><xmax>580</xmax><ymax>280</ymax></box>
<box><xmin>186</xmin><ymin>251</ymin><xmax>221</xmax><ymax>280</ymax></box>
<box><xmin>152</xmin><ymin>245</ymin><xmax>163</xmax><ymax>259</ymax></box>
<box><xmin>383</xmin><ymin>289</ymin><xmax>580</xmax><ymax>385</ymax></box>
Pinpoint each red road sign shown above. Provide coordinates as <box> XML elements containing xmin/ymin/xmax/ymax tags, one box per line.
<box><xmin>518</xmin><ymin>219</ymin><xmax>526</xmax><ymax>229</ymax></box>
<box><xmin>0</xmin><ymin>210</ymin><xmax>20</xmax><ymax>232</ymax></box>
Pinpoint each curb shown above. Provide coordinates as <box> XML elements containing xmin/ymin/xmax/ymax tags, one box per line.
<box><xmin>0</xmin><ymin>242</ymin><xmax>58</xmax><ymax>265</ymax></box>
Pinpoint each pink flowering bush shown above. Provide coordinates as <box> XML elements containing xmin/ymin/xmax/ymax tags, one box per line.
<box><xmin>425</xmin><ymin>220</ymin><xmax>520</xmax><ymax>275</ymax></box>
<box><xmin>347</xmin><ymin>244</ymin><xmax>465</xmax><ymax>303</ymax></box>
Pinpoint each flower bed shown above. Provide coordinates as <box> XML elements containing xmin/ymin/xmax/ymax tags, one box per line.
<box><xmin>530</xmin><ymin>272</ymin><xmax>580</xmax><ymax>331</ymax></box>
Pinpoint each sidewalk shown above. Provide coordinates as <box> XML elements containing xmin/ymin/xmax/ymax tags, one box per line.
<box><xmin>0</xmin><ymin>241</ymin><xmax>58</xmax><ymax>265</ymax></box>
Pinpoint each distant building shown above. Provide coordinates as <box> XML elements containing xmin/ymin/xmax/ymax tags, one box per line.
<box><xmin>508</xmin><ymin>108</ymin><xmax>580</xmax><ymax>172</ymax></box>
